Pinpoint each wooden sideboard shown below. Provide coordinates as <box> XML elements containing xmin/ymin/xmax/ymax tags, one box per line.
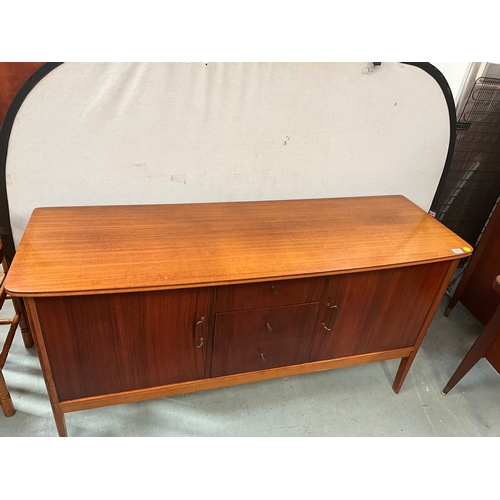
<box><xmin>5</xmin><ymin>195</ymin><xmax>471</xmax><ymax>436</ymax></box>
<box><xmin>445</xmin><ymin>201</ymin><xmax>500</xmax><ymax>373</ymax></box>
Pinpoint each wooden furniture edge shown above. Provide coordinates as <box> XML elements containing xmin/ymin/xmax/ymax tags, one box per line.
<box><xmin>59</xmin><ymin>347</ymin><xmax>414</xmax><ymax>413</ymax></box>
<box><xmin>23</xmin><ymin>297</ymin><xmax>67</xmax><ymax>436</ymax></box>
<box><xmin>443</xmin><ymin>274</ymin><xmax>500</xmax><ymax>394</ymax></box>
<box><xmin>6</xmin><ymin>256</ymin><xmax>466</xmax><ymax>298</ymax></box>
<box><xmin>443</xmin><ymin>303</ymin><xmax>500</xmax><ymax>394</ymax></box>
<box><xmin>392</xmin><ymin>259</ymin><xmax>459</xmax><ymax>393</ymax></box>
<box><xmin>445</xmin><ymin>202</ymin><xmax>500</xmax><ymax>316</ymax></box>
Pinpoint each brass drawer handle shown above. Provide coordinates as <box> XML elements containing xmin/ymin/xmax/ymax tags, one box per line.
<box><xmin>194</xmin><ymin>317</ymin><xmax>205</xmax><ymax>348</ymax></box>
<box><xmin>322</xmin><ymin>303</ymin><xmax>338</xmax><ymax>331</ymax></box>
<box><xmin>271</xmin><ymin>285</ymin><xmax>278</xmax><ymax>295</ymax></box>
<box><xmin>258</xmin><ymin>349</ymin><xmax>266</xmax><ymax>363</ymax></box>
<box><xmin>266</xmin><ymin>322</ymin><xmax>273</xmax><ymax>333</ymax></box>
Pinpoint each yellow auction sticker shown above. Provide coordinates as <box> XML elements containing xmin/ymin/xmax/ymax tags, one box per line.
<box><xmin>463</xmin><ymin>247</ymin><xmax>472</xmax><ymax>252</ymax></box>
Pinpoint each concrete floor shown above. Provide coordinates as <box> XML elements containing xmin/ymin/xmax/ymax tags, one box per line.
<box><xmin>1</xmin><ymin>295</ymin><xmax>499</xmax><ymax>437</ymax></box>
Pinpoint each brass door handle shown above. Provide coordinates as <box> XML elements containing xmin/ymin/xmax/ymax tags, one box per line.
<box><xmin>258</xmin><ymin>349</ymin><xmax>266</xmax><ymax>363</ymax></box>
<box><xmin>266</xmin><ymin>322</ymin><xmax>273</xmax><ymax>333</ymax></box>
<box><xmin>194</xmin><ymin>317</ymin><xmax>205</xmax><ymax>348</ymax></box>
<box><xmin>322</xmin><ymin>303</ymin><xmax>338</xmax><ymax>331</ymax></box>
<box><xmin>271</xmin><ymin>285</ymin><xmax>278</xmax><ymax>295</ymax></box>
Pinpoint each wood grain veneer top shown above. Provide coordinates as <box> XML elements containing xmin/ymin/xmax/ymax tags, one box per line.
<box><xmin>5</xmin><ymin>195</ymin><xmax>472</xmax><ymax>297</ymax></box>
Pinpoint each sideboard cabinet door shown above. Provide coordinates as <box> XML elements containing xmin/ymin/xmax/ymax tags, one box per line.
<box><xmin>310</xmin><ymin>262</ymin><xmax>449</xmax><ymax>361</ymax></box>
<box><xmin>35</xmin><ymin>288</ymin><xmax>212</xmax><ymax>401</ymax></box>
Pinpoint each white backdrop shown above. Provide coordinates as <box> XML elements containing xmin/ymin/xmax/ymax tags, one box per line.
<box><xmin>6</xmin><ymin>62</ymin><xmax>451</xmax><ymax>246</ymax></box>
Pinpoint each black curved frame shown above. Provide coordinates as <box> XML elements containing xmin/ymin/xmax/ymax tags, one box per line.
<box><xmin>0</xmin><ymin>62</ymin><xmax>456</xmax><ymax>264</ymax></box>
<box><xmin>402</xmin><ymin>62</ymin><xmax>458</xmax><ymax>214</ymax></box>
<box><xmin>0</xmin><ymin>62</ymin><xmax>63</xmax><ymax>263</ymax></box>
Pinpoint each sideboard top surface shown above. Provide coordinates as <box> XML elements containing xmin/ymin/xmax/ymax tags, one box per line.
<box><xmin>5</xmin><ymin>195</ymin><xmax>472</xmax><ymax>297</ymax></box>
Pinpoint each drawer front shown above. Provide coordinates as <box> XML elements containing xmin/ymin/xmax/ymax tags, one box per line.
<box><xmin>213</xmin><ymin>303</ymin><xmax>320</xmax><ymax>349</ymax></box>
<box><xmin>211</xmin><ymin>336</ymin><xmax>312</xmax><ymax>377</ymax></box>
<box><xmin>215</xmin><ymin>276</ymin><xmax>325</xmax><ymax>312</ymax></box>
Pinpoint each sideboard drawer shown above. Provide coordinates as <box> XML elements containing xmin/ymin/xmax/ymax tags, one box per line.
<box><xmin>213</xmin><ymin>303</ymin><xmax>320</xmax><ymax>349</ymax></box>
<box><xmin>215</xmin><ymin>277</ymin><xmax>325</xmax><ymax>312</ymax></box>
<box><xmin>211</xmin><ymin>336</ymin><xmax>313</xmax><ymax>377</ymax></box>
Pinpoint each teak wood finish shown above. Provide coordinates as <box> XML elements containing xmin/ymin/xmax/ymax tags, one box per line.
<box><xmin>442</xmin><ymin>276</ymin><xmax>500</xmax><ymax>395</ymax></box>
<box><xmin>5</xmin><ymin>195</ymin><xmax>471</xmax><ymax>436</ymax></box>
<box><xmin>445</xmin><ymin>201</ymin><xmax>500</xmax><ymax>326</ymax></box>
<box><xmin>444</xmin><ymin>202</ymin><xmax>500</xmax><ymax>373</ymax></box>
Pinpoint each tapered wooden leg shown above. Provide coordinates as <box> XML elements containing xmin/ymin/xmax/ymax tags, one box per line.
<box><xmin>392</xmin><ymin>352</ymin><xmax>417</xmax><ymax>394</ymax></box>
<box><xmin>394</xmin><ymin>260</ymin><xmax>459</xmax><ymax>394</ymax></box>
<box><xmin>0</xmin><ymin>369</ymin><xmax>15</xmax><ymax>417</ymax></box>
<box><xmin>23</xmin><ymin>298</ymin><xmax>69</xmax><ymax>436</ymax></box>
<box><xmin>444</xmin><ymin>292</ymin><xmax>461</xmax><ymax>317</ymax></box>
<box><xmin>444</xmin><ymin>306</ymin><xmax>454</xmax><ymax>317</ymax></box>
<box><xmin>442</xmin><ymin>303</ymin><xmax>500</xmax><ymax>395</ymax></box>
<box><xmin>52</xmin><ymin>404</ymin><xmax>68</xmax><ymax>437</ymax></box>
